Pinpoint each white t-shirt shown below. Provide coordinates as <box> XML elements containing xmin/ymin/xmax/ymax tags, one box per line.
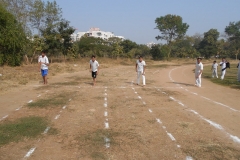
<box><xmin>90</xmin><ymin>60</ymin><xmax>99</xmax><ymax>72</ymax></box>
<box><xmin>195</xmin><ymin>62</ymin><xmax>203</xmax><ymax>73</ymax></box>
<box><xmin>136</xmin><ymin>60</ymin><xmax>146</xmax><ymax>72</ymax></box>
<box><xmin>219</xmin><ymin>61</ymin><xmax>226</xmax><ymax>69</ymax></box>
<box><xmin>212</xmin><ymin>63</ymin><xmax>218</xmax><ymax>69</ymax></box>
<box><xmin>38</xmin><ymin>56</ymin><xmax>49</xmax><ymax>70</ymax></box>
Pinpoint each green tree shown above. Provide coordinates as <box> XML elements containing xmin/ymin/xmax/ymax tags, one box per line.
<box><xmin>225</xmin><ymin>21</ymin><xmax>240</xmax><ymax>60</ymax></box>
<box><xmin>40</xmin><ymin>24</ymin><xmax>60</xmax><ymax>62</ymax></box>
<box><xmin>57</xmin><ymin>19</ymin><xmax>75</xmax><ymax>60</ymax></box>
<box><xmin>120</xmin><ymin>39</ymin><xmax>138</xmax><ymax>53</ymax></box>
<box><xmin>29</xmin><ymin>0</ymin><xmax>45</xmax><ymax>35</ymax></box>
<box><xmin>0</xmin><ymin>0</ymin><xmax>32</xmax><ymax>35</ymax></box>
<box><xmin>44</xmin><ymin>0</ymin><xmax>62</xmax><ymax>27</ymax></box>
<box><xmin>150</xmin><ymin>45</ymin><xmax>168</xmax><ymax>60</ymax></box>
<box><xmin>0</xmin><ymin>5</ymin><xmax>27</xmax><ymax>66</ymax></box>
<box><xmin>198</xmin><ymin>29</ymin><xmax>219</xmax><ymax>58</ymax></box>
<box><xmin>155</xmin><ymin>14</ymin><xmax>189</xmax><ymax>59</ymax></box>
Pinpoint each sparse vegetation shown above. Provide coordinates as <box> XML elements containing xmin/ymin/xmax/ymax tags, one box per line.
<box><xmin>202</xmin><ymin>63</ymin><xmax>240</xmax><ymax>89</ymax></box>
<box><xmin>0</xmin><ymin>116</ymin><xmax>48</xmax><ymax>146</ymax></box>
<box><xmin>27</xmin><ymin>92</ymin><xmax>73</xmax><ymax>108</ymax></box>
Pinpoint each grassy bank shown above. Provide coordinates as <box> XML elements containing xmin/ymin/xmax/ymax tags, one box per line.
<box><xmin>202</xmin><ymin>63</ymin><xmax>240</xmax><ymax>89</ymax></box>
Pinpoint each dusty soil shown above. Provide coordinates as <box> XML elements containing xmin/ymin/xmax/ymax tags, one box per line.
<box><xmin>0</xmin><ymin>59</ymin><xmax>240</xmax><ymax>160</ymax></box>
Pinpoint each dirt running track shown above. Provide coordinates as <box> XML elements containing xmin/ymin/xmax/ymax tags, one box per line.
<box><xmin>0</xmin><ymin>63</ymin><xmax>240</xmax><ymax>160</ymax></box>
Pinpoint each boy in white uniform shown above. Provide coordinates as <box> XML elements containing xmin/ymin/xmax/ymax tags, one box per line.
<box><xmin>136</xmin><ymin>56</ymin><xmax>146</xmax><ymax>86</ymax></box>
<box><xmin>195</xmin><ymin>57</ymin><xmax>203</xmax><ymax>87</ymax></box>
<box><xmin>219</xmin><ymin>58</ymin><xmax>226</xmax><ymax>80</ymax></box>
<box><xmin>38</xmin><ymin>51</ymin><xmax>49</xmax><ymax>84</ymax></box>
<box><xmin>89</xmin><ymin>55</ymin><xmax>100</xmax><ymax>86</ymax></box>
<box><xmin>237</xmin><ymin>58</ymin><xmax>240</xmax><ymax>82</ymax></box>
<box><xmin>211</xmin><ymin>60</ymin><xmax>218</xmax><ymax>78</ymax></box>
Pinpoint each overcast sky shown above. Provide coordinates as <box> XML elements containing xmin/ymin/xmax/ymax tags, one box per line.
<box><xmin>50</xmin><ymin>0</ymin><xmax>240</xmax><ymax>44</ymax></box>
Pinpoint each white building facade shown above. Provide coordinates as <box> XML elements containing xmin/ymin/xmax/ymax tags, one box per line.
<box><xmin>71</xmin><ymin>27</ymin><xmax>124</xmax><ymax>42</ymax></box>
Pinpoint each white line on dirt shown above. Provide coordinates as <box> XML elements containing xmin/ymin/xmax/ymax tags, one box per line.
<box><xmin>105</xmin><ymin>122</ymin><xmax>109</xmax><ymax>129</ymax></box>
<box><xmin>143</xmin><ymin>102</ymin><xmax>146</xmax><ymax>105</ymax></box>
<box><xmin>54</xmin><ymin>115</ymin><xmax>60</xmax><ymax>120</ymax></box>
<box><xmin>186</xmin><ymin>156</ymin><xmax>194</xmax><ymax>160</ymax></box>
<box><xmin>0</xmin><ymin>115</ymin><xmax>8</xmax><ymax>121</ymax></box>
<box><xmin>156</xmin><ymin>118</ymin><xmax>162</xmax><ymax>124</ymax></box>
<box><xmin>62</xmin><ymin>106</ymin><xmax>67</xmax><ymax>109</ymax></box>
<box><xmin>104</xmin><ymin>97</ymin><xmax>107</xmax><ymax>101</ymax></box>
<box><xmin>168</xmin><ymin>97</ymin><xmax>240</xmax><ymax>144</ymax></box>
<box><xmin>138</xmin><ymin>96</ymin><xmax>142</xmax><ymax>99</ymax></box>
<box><xmin>16</xmin><ymin>106</ymin><xmax>22</xmax><ymax>111</ymax></box>
<box><xmin>104</xmin><ymin>137</ymin><xmax>110</xmax><ymax>148</ymax></box>
<box><xmin>104</xmin><ymin>111</ymin><xmax>108</xmax><ymax>117</ymax></box>
<box><xmin>24</xmin><ymin>147</ymin><xmax>36</xmax><ymax>158</ymax></box>
<box><xmin>104</xmin><ymin>103</ymin><xmax>107</xmax><ymax>107</ymax></box>
<box><xmin>148</xmin><ymin>109</ymin><xmax>153</xmax><ymax>113</ymax></box>
<box><xmin>69</xmin><ymin>99</ymin><xmax>72</xmax><ymax>101</ymax></box>
<box><xmin>153</xmin><ymin>70</ymin><xmax>160</xmax><ymax>74</ymax></box>
<box><xmin>169</xmin><ymin>67</ymin><xmax>240</xmax><ymax>113</ymax></box>
<box><xmin>28</xmin><ymin>100</ymin><xmax>33</xmax><ymax>103</ymax></box>
<box><xmin>43</xmin><ymin>127</ymin><xmax>51</xmax><ymax>134</ymax></box>
<box><xmin>167</xmin><ymin>132</ymin><xmax>176</xmax><ymax>141</ymax></box>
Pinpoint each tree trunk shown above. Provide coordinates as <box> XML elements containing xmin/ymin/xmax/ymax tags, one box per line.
<box><xmin>30</xmin><ymin>50</ymin><xmax>36</xmax><ymax>64</ymax></box>
<box><xmin>24</xmin><ymin>54</ymin><xmax>29</xmax><ymax>65</ymax></box>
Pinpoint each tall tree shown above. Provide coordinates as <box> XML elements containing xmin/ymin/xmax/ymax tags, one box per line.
<box><xmin>225</xmin><ymin>21</ymin><xmax>240</xmax><ymax>60</ymax></box>
<box><xmin>44</xmin><ymin>0</ymin><xmax>62</xmax><ymax>27</ymax></box>
<box><xmin>120</xmin><ymin>39</ymin><xmax>138</xmax><ymax>53</ymax></box>
<box><xmin>0</xmin><ymin>0</ymin><xmax>32</xmax><ymax>35</ymax></box>
<box><xmin>0</xmin><ymin>5</ymin><xmax>27</xmax><ymax>66</ymax></box>
<box><xmin>198</xmin><ymin>29</ymin><xmax>219</xmax><ymax>58</ymax></box>
<box><xmin>155</xmin><ymin>14</ymin><xmax>189</xmax><ymax>58</ymax></box>
<box><xmin>29</xmin><ymin>0</ymin><xmax>45</xmax><ymax>35</ymax></box>
<box><xmin>57</xmin><ymin>20</ymin><xmax>75</xmax><ymax>60</ymax></box>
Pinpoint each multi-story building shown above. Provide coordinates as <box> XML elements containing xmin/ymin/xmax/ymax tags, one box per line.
<box><xmin>71</xmin><ymin>27</ymin><xmax>124</xmax><ymax>41</ymax></box>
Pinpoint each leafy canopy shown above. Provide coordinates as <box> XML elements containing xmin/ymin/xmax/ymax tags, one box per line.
<box><xmin>155</xmin><ymin>14</ymin><xmax>189</xmax><ymax>44</ymax></box>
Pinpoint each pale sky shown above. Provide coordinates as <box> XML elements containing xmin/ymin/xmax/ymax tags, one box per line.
<box><xmin>50</xmin><ymin>0</ymin><xmax>240</xmax><ymax>44</ymax></box>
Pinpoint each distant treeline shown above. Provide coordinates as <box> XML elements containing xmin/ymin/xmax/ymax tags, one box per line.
<box><xmin>0</xmin><ymin>0</ymin><xmax>239</xmax><ymax>66</ymax></box>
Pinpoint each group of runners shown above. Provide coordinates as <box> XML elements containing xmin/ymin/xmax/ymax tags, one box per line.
<box><xmin>195</xmin><ymin>57</ymin><xmax>240</xmax><ymax>87</ymax></box>
<box><xmin>38</xmin><ymin>50</ymin><xmax>240</xmax><ymax>87</ymax></box>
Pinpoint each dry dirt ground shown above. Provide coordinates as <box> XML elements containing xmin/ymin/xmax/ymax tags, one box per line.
<box><xmin>0</xmin><ymin>59</ymin><xmax>240</xmax><ymax>160</ymax></box>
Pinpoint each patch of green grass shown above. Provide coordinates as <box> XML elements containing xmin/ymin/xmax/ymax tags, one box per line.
<box><xmin>27</xmin><ymin>93</ymin><xmax>72</xmax><ymax>108</ymax></box>
<box><xmin>0</xmin><ymin>116</ymin><xmax>48</xmax><ymax>146</ymax></box>
<box><xmin>183</xmin><ymin>141</ymin><xmax>240</xmax><ymax>160</ymax></box>
<box><xmin>78</xmin><ymin>129</ymin><xmax>120</xmax><ymax>148</ymax></box>
<box><xmin>178</xmin><ymin>122</ymin><xmax>193</xmax><ymax>128</ymax></box>
<box><xmin>147</xmin><ymin>119</ymin><xmax>156</xmax><ymax>124</ymax></box>
<box><xmin>203</xmin><ymin>65</ymin><xmax>240</xmax><ymax>89</ymax></box>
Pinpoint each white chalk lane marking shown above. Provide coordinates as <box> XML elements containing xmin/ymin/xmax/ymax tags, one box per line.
<box><xmin>54</xmin><ymin>115</ymin><xmax>60</xmax><ymax>120</ymax></box>
<box><xmin>186</xmin><ymin>156</ymin><xmax>194</xmax><ymax>160</ymax></box>
<box><xmin>105</xmin><ymin>122</ymin><xmax>109</xmax><ymax>129</ymax></box>
<box><xmin>43</xmin><ymin>127</ymin><xmax>51</xmax><ymax>134</ymax></box>
<box><xmin>104</xmin><ymin>137</ymin><xmax>110</xmax><ymax>148</ymax></box>
<box><xmin>0</xmin><ymin>115</ymin><xmax>8</xmax><ymax>121</ymax></box>
<box><xmin>28</xmin><ymin>100</ymin><xmax>33</xmax><ymax>103</ymax></box>
<box><xmin>104</xmin><ymin>111</ymin><xmax>108</xmax><ymax>117</ymax></box>
<box><xmin>170</xmin><ymin>67</ymin><xmax>240</xmax><ymax>113</ymax></box>
<box><xmin>133</xmin><ymin>87</ymin><xmax>180</xmax><ymax>148</ymax></box>
<box><xmin>24</xmin><ymin>147</ymin><xmax>36</xmax><ymax>158</ymax></box>
<box><xmin>167</xmin><ymin>132</ymin><xmax>176</xmax><ymax>141</ymax></box>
